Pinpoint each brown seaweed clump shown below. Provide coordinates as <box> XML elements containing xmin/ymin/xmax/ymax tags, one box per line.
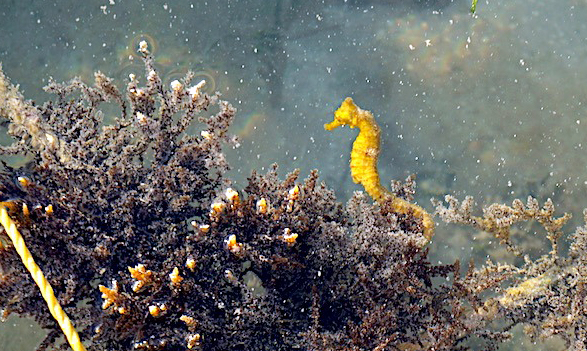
<box><xmin>1</xmin><ymin>41</ymin><xmax>587</xmax><ymax>351</ymax></box>
<box><xmin>434</xmin><ymin>195</ymin><xmax>587</xmax><ymax>350</ymax></box>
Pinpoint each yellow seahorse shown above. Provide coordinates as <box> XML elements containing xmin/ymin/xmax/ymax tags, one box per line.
<box><xmin>325</xmin><ymin>97</ymin><xmax>435</xmax><ymax>242</ymax></box>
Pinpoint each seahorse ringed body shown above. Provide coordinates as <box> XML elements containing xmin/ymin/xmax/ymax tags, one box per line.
<box><xmin>325</xmin><ymin>97</ymin><xmax>435</xmax><ymax>242</ymax></box>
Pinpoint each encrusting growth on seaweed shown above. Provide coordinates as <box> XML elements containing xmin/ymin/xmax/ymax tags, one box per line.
<box><xmin>433</xmin><ymin>195</ymin><xmax>571</xmax><ymax>255</ymax></box>
<box><xmin>324</xmin><ymin>97</ymin><xmax>435</xmax><ymax>242</ymax></box>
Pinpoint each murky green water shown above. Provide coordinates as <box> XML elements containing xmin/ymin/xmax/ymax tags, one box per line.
<box><xmin>2</xmin><ymin>0</ymin><xmax>587</xmax><ymax>350</ymax></box>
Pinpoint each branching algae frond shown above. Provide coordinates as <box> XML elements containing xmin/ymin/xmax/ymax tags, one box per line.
<box><xmin>325</xmin><ymin>97</ymin><xmax>435</xmax><ymax>242</ymax></box>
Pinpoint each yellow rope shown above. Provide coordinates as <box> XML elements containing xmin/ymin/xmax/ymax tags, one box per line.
<box><xmin>0</xmin><ymin>207</ymin><xmax>86</xmax><ymax>351</ymax></box>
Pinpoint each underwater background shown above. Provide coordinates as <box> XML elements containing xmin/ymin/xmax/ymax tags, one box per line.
<box><xmin>1</xmin><ymin>0</ymin><xmax>587</xmax><ymax>349</ymax></box>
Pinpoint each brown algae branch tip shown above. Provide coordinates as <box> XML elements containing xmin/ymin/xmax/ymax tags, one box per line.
<box><xmin>325</xmin><ymin>97</ymin><xmax>435</xmax><ymax>242</ymax></box>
